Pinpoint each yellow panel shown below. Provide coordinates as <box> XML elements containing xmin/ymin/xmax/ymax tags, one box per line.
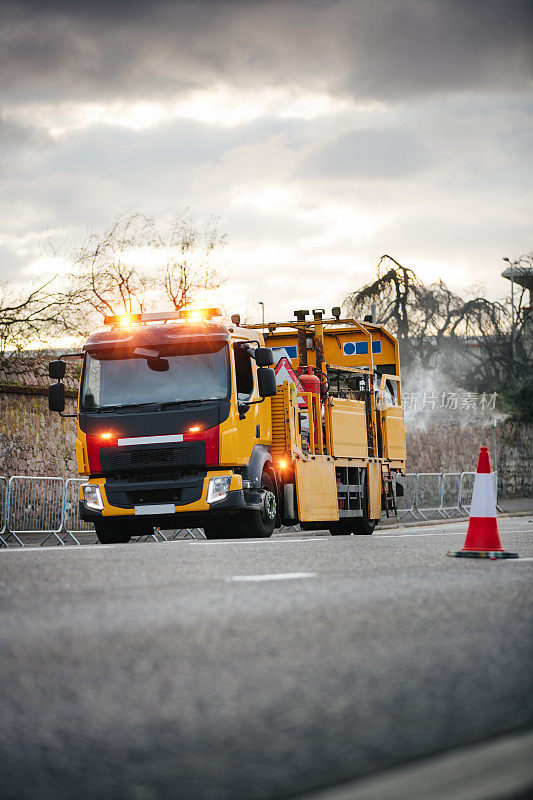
<box><xmin>323</xmin><ymin>328</ymin><xmax>398</xmax><ymax>370</ymax></box>
<box><xmin>367</xmin><ymin>462</ymin><xmax>381</xmax><ymax>520</ymax></box>
<box><xmin>219</xmin><ymin>426</ymin><xmax>239</xmax><ymax>464</ymax></box>
<box><xmin>264</xmin><ymin>325</ymin><xmax>400</xmax><ymax>373</ymax></box>
<box><xmin>75</xmin><ymin>431</ymin><xmax>89</xmax><ymax>475</ymax></box>
<box><xmin>381</xmin><ymin>407</ymin><xmax>407</xmax><ymax>461</ymax></box>
<box><xmin>75</xmin><ymin>439</ymin><xmax>86</xmax><ymax>474</ymax></box>
<box><xmin>271</xmin><ymin>383</ymin><xmax>290</xmax><ymax>457</ymax></box>
<box><xmin>330</xmin><ymin>398</ymin><xmax>368</xmax><ymax>458</ymax></box>
<box><xmin>295</xmin><ymin>457</ymin><xmax>339</xmax><ymax>522</ymax></box>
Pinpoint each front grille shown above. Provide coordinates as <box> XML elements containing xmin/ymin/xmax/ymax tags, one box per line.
<box><xmin>100</xmin><ymin>442</ymin><xmax>206</xmax><ymax>474</ymax></box>
<box><xmin>106</xmin><ymin>469</ymin><xmax>203</xmax><ymax>483</ymax></box>
<box><xmin>130</xmin><ymin>448</ymin><xmax>175</xmax><ymax>466</ymax></box>
<box><xmin>126</xmin><ymin>486</ymin><xmax>203</xmax><ymax>505</ymax></box>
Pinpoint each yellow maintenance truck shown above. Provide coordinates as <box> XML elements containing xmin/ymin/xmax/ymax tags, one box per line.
<box><xmin>48</xmin><ymin>307</ymin><xmax>406</xmax><ymax>543</ymax></box>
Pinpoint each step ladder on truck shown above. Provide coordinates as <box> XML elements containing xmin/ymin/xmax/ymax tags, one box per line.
<box><xmin>47</xmin><ymin>306</ymin><xmax>407</xmax><ymax>543</ymax></box>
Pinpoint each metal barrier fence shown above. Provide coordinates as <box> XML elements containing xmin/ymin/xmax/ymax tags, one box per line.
<box><xmin>0</xmin><ymin>471</ymin><xmax>498</xmax><ymax>547</ymax></box>
<box><xmin>397</xmin><ymin>471</ymin><xmax>499</xmax><ymax>521</ymax></box>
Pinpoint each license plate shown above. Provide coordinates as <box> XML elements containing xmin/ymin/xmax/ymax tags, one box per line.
<box><xmin>134</xmin><ymin>504</ymin><xmax>175</xmax><ymax>516</ymax></box>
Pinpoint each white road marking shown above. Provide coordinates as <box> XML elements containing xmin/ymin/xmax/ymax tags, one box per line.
<box><xmin>186</xmin><ymin>537</ymin><xmax>329</xmax><ymax>545</ymax></box>
<box><xmin>377</xmin><ymin>531</ymin><xmax>467</xmax><ymax>538</ymax></box>
<box><xmin>378</xmin><ymin>528</ymin><xmax>533</xmax><ymax>538</ymax></box>
<box><xmin>501</xmin><ymin>556</ymin><xmax>533</xmax><ymax>562</ymax></box>
<box><xmin>227</xmin><ymin>572</ymin><xmax>317</xmax><ymax>582</ymax></box>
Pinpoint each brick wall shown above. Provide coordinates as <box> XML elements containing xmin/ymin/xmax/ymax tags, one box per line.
<box><xmin>0</xmin><ymin>355</ymin><xmax>79</xmax><ymax>478</ymax></box>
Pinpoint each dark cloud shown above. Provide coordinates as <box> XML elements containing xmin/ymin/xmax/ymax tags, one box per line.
<box><xmin>1</xmin><ymin>0</ymin><xmax>531</xmax><ymax>104</ymax></box>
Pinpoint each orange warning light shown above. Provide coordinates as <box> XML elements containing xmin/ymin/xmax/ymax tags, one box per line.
<box><xmin>188</xmin><ymin>426</ymin><xmax>201</xmax><ymax>433</ymax></box>
<box><xmin>100</xmin><ymin>432</ymin><xmax>114</xmax><ymax>440</ymax></box>
<box><xmin>179</xmin><ymin>307</ymin><xmax>222</xmax><ymax>322</ymax></box>
<box><xmin>278</xmin><ymin>459</ymin><xmax>288</xmax><ymax>469</ymax></box>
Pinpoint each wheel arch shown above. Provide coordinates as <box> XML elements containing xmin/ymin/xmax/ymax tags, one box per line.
<box><xmin>242</xmin><ymin>445</ymin><xmax>274</xmax><ymax>487</ymax></box>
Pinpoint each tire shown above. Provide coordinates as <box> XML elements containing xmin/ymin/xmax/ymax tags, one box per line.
<box><xmin>349</xmin><ymin>515</ymin><xmax>377</xmax><ymax>535</ymax></box>
<box><xmin>233</xmin><ymin>472</ymin><xmax>277</xmax><ymax>539</ymax></box>
<box><xmin>94</xmin><ymin>518</ymin><xmax>134</xmax><ymax>544</ymax></box>
<box><xmin>328</xmin><ymin>516</ymin><xmax>376</xmax><ymax>536</ymax></box>
<box><xmin>203</xmin><ymin>519</ymin><xmax>241</xmax><ymax>540</ymax></box>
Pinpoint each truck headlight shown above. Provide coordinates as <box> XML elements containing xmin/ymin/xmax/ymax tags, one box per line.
<box><xmin>207</xmin><ymin>476</ymin><xmax>231</xmax><ymax>504</ymax></box>
<box><xmin>82</xmin><ymin>484</ymin><xmax>104</xmax><ymax>511</ymax></box>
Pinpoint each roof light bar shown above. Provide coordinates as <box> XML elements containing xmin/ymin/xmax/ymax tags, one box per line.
<box><xmin>103</xmin><ymin>309</ymin><xmax>222</xmax><ymax>327</ymax></box>
<box><xmin>179</xmin><ymin>308</ymin><xmax>222</xmax><ymax>321</ymax></box>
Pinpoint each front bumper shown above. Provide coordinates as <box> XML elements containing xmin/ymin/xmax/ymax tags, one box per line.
<box><xmin>79</xmin><ymin>471</ymin><xmax>262</xmax><ymax>529</ymax></box>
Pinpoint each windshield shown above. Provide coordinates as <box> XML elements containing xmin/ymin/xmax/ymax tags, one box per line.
<box><xmin>81</xmin><ymin>341</ymin><xmax>229</xmax><ymax>411</ymax></box>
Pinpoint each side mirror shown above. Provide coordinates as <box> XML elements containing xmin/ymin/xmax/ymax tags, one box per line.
<box><xmin>147</xmin><ymin>357</ymin><xmax>169</xmax><ymax>372</ymax></box>
<box><xmin>257</xmin><ymin>367</ymin><xmax>277</xmax><ymax>398</ymax></box>
<box><xmin>49</xmin><ymin>360</ymin><xmax>65</xmax><ymax>379</ymax></box>
<box><xmin>49</xmin><ymin>382</ymin><xmax>65</xmax><ymax>413</ymax></box>
<box><xmin>255</xmin><ymin>347</ymin><xmax>274</xmax><ymax>367</ymax></box>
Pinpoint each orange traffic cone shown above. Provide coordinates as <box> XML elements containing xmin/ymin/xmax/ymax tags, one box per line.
<box><xmin>448</xmin><ymin>446</ymin><xmax>518</xmax><ymax>560</ymax></box>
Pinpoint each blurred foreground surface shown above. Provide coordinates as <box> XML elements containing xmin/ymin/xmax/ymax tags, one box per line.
<box><xmin>1</xmin><ymin>518</ymin><xmax>532</xmax><ymax>800</ymax></box>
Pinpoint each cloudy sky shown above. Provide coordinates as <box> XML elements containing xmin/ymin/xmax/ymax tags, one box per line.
<box><xmin>1</xmin><ymin>0</ymin><xmax>532</xmax><ymax>321</ymax></box>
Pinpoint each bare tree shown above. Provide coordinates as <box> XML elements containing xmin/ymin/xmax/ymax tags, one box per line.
<box><xmin>162</xmin><ymin>214</ymin><xmax>226</xmax><ymax>311</ymax></box>
<box><xmin>0</xmin><ymin>279</ymin><xmax>70</xmax><ymax>354</ymax></box>
<box><xmin>65</xmin><ymin>212</ymin><xmax>158</xmax><ymax>330</ymax></box>
<box><xmin>62</xmin><ymin>211</ymin><xmax>227</xmax><ymax>336</ymax></box>
<box><xmin>345</xmin><ymin>255</ymin><xmax>424</xmax><ymax>362</ymax></box>
<box><xmin>344</xmin><ymin>253</ymin><xmax>529</xmax><ymax>396</ymax></box>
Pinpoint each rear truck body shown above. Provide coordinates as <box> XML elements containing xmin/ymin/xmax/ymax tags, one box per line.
<box><xmin>48</xmin><ymin>307</ymin><xmax>406</xmax><ymax>542</ymax></box>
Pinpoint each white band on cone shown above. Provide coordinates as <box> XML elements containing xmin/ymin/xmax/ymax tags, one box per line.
<box><xmin>469</xmin><ymin>473</ymin><xmax>496</xmax><ymax>518</ymax></box>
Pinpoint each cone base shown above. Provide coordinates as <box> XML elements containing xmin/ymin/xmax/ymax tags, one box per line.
<box><xmin>461</xmin><ymin>516</ymin><xmax>503</xmax><ymax>552</ymax></box>
<box><xmin>447</xmin><ymin>550</ymin><xmax>518</xmax><ymax>560</ymax></box>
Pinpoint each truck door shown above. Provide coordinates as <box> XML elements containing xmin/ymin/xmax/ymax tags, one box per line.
<box><xmin>378</xmin><ymin>374</ymin><xmax>406</xmax><ymax>462</ymax></box>
<box><xmin>233</xmin><ymin>343</ymin><xmax>261</xmax><ymax>461</ymax></box>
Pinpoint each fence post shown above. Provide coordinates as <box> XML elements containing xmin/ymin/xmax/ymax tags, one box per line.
<box><xmin>439</xmin><ymin>473</ymin><xmax>447</xmax><ymax>517</ymax></box>
<box><xmin>4</xmin><ymin>477</ymin><xmax>24</xmax><ymax>547</ymax></box>
<box><xmin>412</xmin><ymin>473</ymin><xmax>420</xmax><ymax>519</ymax></box>
<box><xmin>459</xmin><ymin>471</ymin><xmax>476</xmax><ymax>515</ymax></box>
<box><xmin>0</xmin><ymin>476</ymin><xmax>21</xmax><ymax>547</ymax></box>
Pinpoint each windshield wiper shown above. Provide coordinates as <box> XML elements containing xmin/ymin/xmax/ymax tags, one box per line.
<box><xmin>91</xmin><ymin>402</ymin><xmax>161</xmax><ymax>414</ymax></box>
<box><xmin>158</xmin><ymin>399</ymin><xmax>216</xmax><ymax>411</ymax></box>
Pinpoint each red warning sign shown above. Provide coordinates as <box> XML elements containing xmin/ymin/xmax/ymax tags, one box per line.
<box><xmin>274</xmin><ymin>358</ymin><xmax>307</xmax><ymax>408</ymax></box>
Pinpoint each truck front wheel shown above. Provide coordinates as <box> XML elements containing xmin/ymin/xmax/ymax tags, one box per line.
<box><xmin>94</xmin><ymin>519</ymin><xmax>134</xmax><ymax>544</ymax></box>
<box><xmin>236</xmin><ymin>472</ymin><xmax>277</xmax><ymax>538</ymax></box>
<box><xmin>203</xmin><ymin>473</ymin><xmax>278</xmax><ymax>540</ymax></box>
<box><xmin>203</xmin><ymin>520</ymin><xmax>240</xmax><ymax>539</ymax></box>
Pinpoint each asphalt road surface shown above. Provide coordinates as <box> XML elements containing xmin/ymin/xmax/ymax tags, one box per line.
<box><xmin>1</xmin><ymin>517</ymin><xmax>532</xmax><ymax>800</ymax></box>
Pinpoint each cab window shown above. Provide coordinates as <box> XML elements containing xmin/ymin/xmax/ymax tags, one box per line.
<box><xmin>233</xmin><ymin>344</ymin><xmax>254</xmax><ymax>401</ymax></box>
